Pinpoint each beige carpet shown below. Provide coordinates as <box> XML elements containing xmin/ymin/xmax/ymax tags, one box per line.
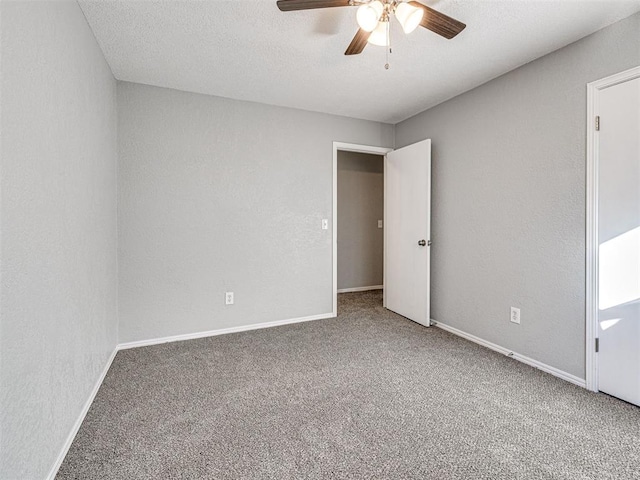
<box><xmin>57</xmin><ymin>290</ymin><xmax>640</xmax><ymax>479</ymax></box>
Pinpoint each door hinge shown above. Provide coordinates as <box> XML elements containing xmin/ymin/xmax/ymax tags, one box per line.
<box><xmin>595</xmin><ymin>337</ymin><xmax>599</xmax><ymax>353</ymax></box>
<box><xmin>595</xmin><ymin>116</ymin><xmax>600</xmax><ymax>131</ymax></box>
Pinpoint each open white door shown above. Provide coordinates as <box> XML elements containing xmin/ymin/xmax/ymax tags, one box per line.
<box><xmin>385</xmin><ymin>139</ymin><xmax>431</xmax><ymax>326</ymax></box>
<box><xmin>596</xmin><ymin>75</ymin><xmax>640</xmax><ymax>406</ymax></box>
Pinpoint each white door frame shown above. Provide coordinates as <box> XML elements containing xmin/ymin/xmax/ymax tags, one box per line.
<box><xmin>333</xmin><ymin>142</ymin><xmax>393</xmax><ymax>316</ymax></box>
<box><xmin>585</xmin><ymin>65</ymin><xmax>640</xmax><ymax>392</ymax></box>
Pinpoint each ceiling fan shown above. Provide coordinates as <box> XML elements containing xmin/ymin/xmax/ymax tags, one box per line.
<box><xmin>276</xmin><ymin>0</ymin><xmax>466</xmax><ymax>56</ymax></box>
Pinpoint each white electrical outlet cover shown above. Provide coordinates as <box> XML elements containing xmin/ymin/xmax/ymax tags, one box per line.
<box><xmin>510</xmin><ymin>307</ymin><xmax>520</xmax><ymax>324</ymax></box>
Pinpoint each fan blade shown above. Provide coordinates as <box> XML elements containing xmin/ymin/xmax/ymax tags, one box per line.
<box><xmin>345</xmin><ymin>28</ymin><xmax>371</xmax><ymax>55</ymax></box>
<box><xmin>408</xmin><ymin>1</ymin><xmax>466</xmax><ymax>39</ymax></box>
<box><xmin>277</xmin><ymin>0</ymin><xmax>351</xmax><ymax>11</ymax></box>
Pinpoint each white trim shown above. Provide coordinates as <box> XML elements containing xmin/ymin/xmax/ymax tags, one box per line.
<box><xmin>586</xmin><ymin>77</ymin><xmax>599</xmax><ymax>392</ymax></box>
<box><xmin>117</xmin><ymin>312</ymin><xmax>335</xmax><ymax>350</ymax></box>
<box><xmin>383</xmin><ymin>156</ymin><xmax>387</xmax><ymax>309</ymax></box>
<box><xmin>588</xmin><ymin>65</ymin><xmax>640</xmax><ymax>91</ymax></box>
<box><xmin>46</xmin><ymin>347</ymin><xmax>118</xmax><ymax>480</ymax></box>
<box><xmin>333</xmin><ymin>142</ymin><xmax>393</xmax><ymax>316</ymax></box>
<box><xmin>337</xmin><ymin>285</ymin><xmax>383</xmax><ymax>293</ymax></box>
<box><xmin>433</xmin><ymin>320</ymin><xmax>586</xmax><ymax>389</ymax></box>
<box><xmin>585</xmin><ymin>65</ymin><xmax>640</xmax><ymax>392</ymax></box>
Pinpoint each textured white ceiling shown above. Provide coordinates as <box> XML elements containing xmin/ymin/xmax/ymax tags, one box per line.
<box><xmin>79</xmin><ymin>0</ymin><xmax>640</xmax><ymax>123</ymax></box>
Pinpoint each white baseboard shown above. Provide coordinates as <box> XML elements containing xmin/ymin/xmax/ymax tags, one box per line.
<box><xmin>337</xmin><ymin>285</ymin><xmax>383</xmax><ymax>293</ymax></box>
<box><xmin>117</xmin><ymin>312</ymin><xmax>336</xmax><ymax>350</ymax></box>
<box><xmin>433</xmin><ymin>320</ymin><xmax>586</xmax><ymax>389</ymax></box>
<box><xmin>46</xmin><ymin>346</ymin><xmax>118</xmax><ymax>480</ymax></box>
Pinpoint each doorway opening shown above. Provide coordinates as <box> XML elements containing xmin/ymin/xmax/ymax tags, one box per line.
<box><xmin>337</xmin><ymin>150</ymin><xmax>385</xmax><ymax>297</ymax></box>
<box><xmin>332</xmin><ymin>143</ymin><xmax>392</xmax><ymax>315</ymax></box>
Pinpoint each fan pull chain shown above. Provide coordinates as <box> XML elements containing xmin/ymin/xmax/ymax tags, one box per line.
<box><xmin>385</xmin><ymin>20</ymin><xmax>391</xmax><ymax>70</ymax></box>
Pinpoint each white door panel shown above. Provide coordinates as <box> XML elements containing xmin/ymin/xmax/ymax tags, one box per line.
<box><xmin>597</xmin><ymin>76</ymin><xmax>640</xmax><ymax>406</ymax></box>
<box><xmin>385</xmin><ymin>140</ymin><xmax>431</xmax><ymax>326</ymax></box>
<box><xmin>599</xmin><ymin>303</ymin><xmax>640</xmax><ymax>405</ymax></box>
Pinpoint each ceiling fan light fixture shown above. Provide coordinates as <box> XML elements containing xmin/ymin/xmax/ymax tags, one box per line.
<box><xmin>395</xmin><ymin>2</ymin><xmax>423</xmax><ymax>34</ymax></box>
<box><xmin>356</xmin><ymin>1</ymin><xmax>384</xmax><ymax>32</ymax></box>
<box><xmin>367</xmin><ymin>20</ymin><xmax>389</xmax><ymax>47</ymax></box>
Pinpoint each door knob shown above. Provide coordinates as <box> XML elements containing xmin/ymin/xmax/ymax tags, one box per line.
<box><xmin>418</xmin><ymin>239</ymin><xmax>426</xmax><ymax>246</ymax></box>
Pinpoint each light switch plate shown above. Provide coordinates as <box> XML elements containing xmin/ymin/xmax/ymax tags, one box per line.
<box><xmin>322</xmin><ymin>219</ymin><xmax>328</xmax><ymax>230</ymax></box>
<box><xmin>510</xmin><ymin>307</ymin><xmax>520</xmax><ymax>324</ymax></box>
<box><xmin>378</xmin><ymin>220</ymin><xmax>383</xmax><ymax>228</ymax></box>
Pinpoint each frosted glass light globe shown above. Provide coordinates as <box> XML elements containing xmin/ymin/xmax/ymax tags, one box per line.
<box><xmin>357</xmin><ymin>1</ymin><xmax>384</xmax><ymax>32</ymax></box>
<box><xmin>395</xmin><ymin>2</ymin><xmax>423</xmax><ymax>34</ymax></box>
<box><xmin>367</xmin><ymin>21</ymin><xmax>389</xmax><ymax>47</ymax></box>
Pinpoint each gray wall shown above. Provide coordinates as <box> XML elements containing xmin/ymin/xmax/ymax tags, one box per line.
<box><xmin>117</xmin><ymin>82</ymin><xmax>394</xmax><ymax>343</ymax></box>
<box><xmin>395</xmin><ymin>12</ymin><xmax>640</xmax><ymax>379</ymax></box>
<box><xmin>337</xmin><ymin>152</ymin><xmax>384</xmax><ymax>290</ymax></box>
<box><xmin>0</xmin><ymin>1</ymin><xmax>118</xmax><ymax>478</ymax></box>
